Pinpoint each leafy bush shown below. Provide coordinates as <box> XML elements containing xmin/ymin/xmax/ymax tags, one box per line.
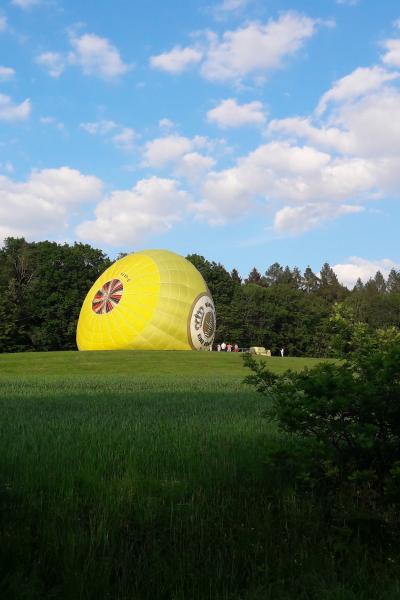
<box><xmin>244</xmin><ymin>324</ymin><xmax>400</xmax><ymax>528</ymax></box>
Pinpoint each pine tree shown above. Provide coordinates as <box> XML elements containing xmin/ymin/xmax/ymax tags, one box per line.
<box><xmin>245</xmin><ymin>267</ymin><xmax>262</xmax><ymax>285</ymax></box>
<box><xmin>387</xmin><ymin>269</ymin><xmax>400</xmax><ymax>293</ymax></box>
<box><xmin>302</xmin><ymin>266</ymin><xmax>320</xmax><ymax>293</ymax></box>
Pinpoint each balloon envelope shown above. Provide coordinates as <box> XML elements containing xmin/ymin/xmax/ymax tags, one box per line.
<box><xmin>76</xmin><ymin>249</ymin><xmax>216</xmax><ymax>351</ymax></box>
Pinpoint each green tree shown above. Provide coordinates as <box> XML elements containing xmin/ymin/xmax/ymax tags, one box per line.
<box><xmin>244</xmin><ymin>323</ymin><xmax>400</xmax><ymax>524</ymax></box>
<box><xmin>302</xmin><ymin>266</ymin><xmax>320</xmax><ymax>293</ymax></box>
<box><xmin>0</xmin><ymin>238</ymin><xmax>111</xmax><ymax>352</ymax></box>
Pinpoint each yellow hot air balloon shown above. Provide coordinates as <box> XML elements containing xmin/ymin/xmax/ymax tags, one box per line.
<box><xmin>76</xmin><ymin>249</ymin><xmax>216</xmax><ymax>351</ymax></box>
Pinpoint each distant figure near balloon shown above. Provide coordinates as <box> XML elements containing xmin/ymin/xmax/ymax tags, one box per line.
<box><xmin>76</xmin><ymin>250</ymin><xmax>216</xmax><ymax>351</ymax></box>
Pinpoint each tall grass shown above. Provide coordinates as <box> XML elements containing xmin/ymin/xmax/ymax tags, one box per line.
<box><xmin>0</xmin><ymin>352</ymin><xmax>398</xmax><ymax>599</ymax></box>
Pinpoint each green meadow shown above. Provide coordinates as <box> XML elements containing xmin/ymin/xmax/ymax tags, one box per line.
<box><xmin>0</xmin><ymin>351</ymin><xmax>398</xmax><ymax>599</ymax></box>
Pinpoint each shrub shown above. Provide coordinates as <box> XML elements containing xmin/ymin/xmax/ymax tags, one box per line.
<box><xmin>243</xmin><ymin>325</ymin><xmax>400</xmax><ymax>530</ymax></box>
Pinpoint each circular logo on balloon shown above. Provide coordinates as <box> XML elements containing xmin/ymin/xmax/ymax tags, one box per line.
<box><xmin>92</xmin><ymin>279</ymin><xmax>124</xmax><ymax>314</ymax></box>
<box><xmin>188</xmin><ymin>293</ymin><xmax>216</xmax><ymax>350</ymax></box>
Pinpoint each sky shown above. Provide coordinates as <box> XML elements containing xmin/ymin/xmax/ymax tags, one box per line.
<box><xmin>0</xmin><ymin>0</ymin><xmax>400</xmax><ymax>287</ymax></box>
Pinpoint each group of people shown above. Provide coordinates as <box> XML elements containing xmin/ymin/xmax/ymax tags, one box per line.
<box><xmin>210</xmin><ymin>342</ymin><xmax>285</xmax><ymax>355</ymax></box>
<box><xmin>216</xmin><ymin>342</ymin><xmax>239</xmax><ymax>352</ymax></box>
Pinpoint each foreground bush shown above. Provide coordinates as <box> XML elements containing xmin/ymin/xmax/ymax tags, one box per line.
<box><xmin>244</xmin><ymin>325</ymin><xmax>400</xmax><ymax>530</ymax></box>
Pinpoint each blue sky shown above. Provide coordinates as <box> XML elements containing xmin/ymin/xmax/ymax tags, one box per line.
<box><xmin>1</xmin><ymin>0</ymin><xmax>400</xmax><ymax>286</ymax></box>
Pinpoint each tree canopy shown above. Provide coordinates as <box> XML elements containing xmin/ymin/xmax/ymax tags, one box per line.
<box><xmin>0</xmin><ymin>238</ymin><xmax>399</xmax><ymax>355</ymax></box>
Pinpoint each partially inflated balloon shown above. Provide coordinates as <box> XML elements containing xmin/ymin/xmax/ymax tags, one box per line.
<box><xmin>76</xmin><ymin>250</ymin><xmax>216</xmax><ymax>351</ymax></box>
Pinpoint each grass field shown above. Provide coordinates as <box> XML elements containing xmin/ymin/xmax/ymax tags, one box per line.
<box><xmin>1</xmin><ymin>351</ymin><xmax>399</xmax><ymax>599</ymax></box>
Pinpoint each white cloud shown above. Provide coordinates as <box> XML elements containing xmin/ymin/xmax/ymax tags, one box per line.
<box><xmin>274</xmin><ymin>203</ymin><xmax>363</xmax><ymax>234</ymax></box>
<box><xmin>35</xmin><ymin>52</ymin><xmax>65</xmax><ymax>77</ymax></box>
<box><xmin>207</xmin><ymin>98</ymin><xmax>266</xmax><ymax>128</ymax></box>
<box><xmin>150</xmin><ymin>46</ymin><xmax>202</xmax><ymax>74</ymax></box>
<box><xmin>143</xmin><ymin>134</ymin><xmax>207</xmax><ymax>168</ymax></box>
<box><xmin>76</xmin><ymin>177</ymin><xmax>189</xmax><ymax>246</ymax></box>
<box><xmin>12</xmin><ymin>0</ymin><xmax>41</xmax><ymax>8</ymax></box>
<box><xmin>112</xmin><ymin>127</ymin><xmax>136</xmax><ymax>150</ymax></box>
<box><xmin>268</xmin><ymin>117</ymin><xmax>355</xmax><ymax>153</ymax></box>
<box><xmin>0</xmin><ymin>15</ymin><xmax>8</xmax><ymax>32</ymax></box>
<box><xmin>201</xmin><ymin>12</ymin><xmax>317</xmax><ymax>82</ymax></box>
<box><xmin>150</xmin><ymin>12</ymin><xmax>319</xmax><ymax>83</ymax></box>
<box><xmin>332</xmin><ymin>257</ymin><xmax>399</xmax><ymax>288</ymax></box>
<box><xmin>174</xmin><ymin>152</ymin><xmax>216</xmax><ymax>181</ymax></box>
<box><xmin>194</xmin><ymin>141</ymin><xmax>376</xmax><ymax>224</ymax></box>
<box><xmin>0</xmin><ymin>167</ymin><xmax>103</xmax><ymax>243</ymax></box>
<box><xmin>316</xmin><ymin>66</ymin><xmax>399</xmax><ymax>115</ymax></box>
<box><xmin>0</xmin><ymin>94</ymin><xmax>31</xmax><ymax>121</ymax></box>
<box><xmin>69</xmin><ymin>33</ymin><xmax>130</xmax><ymax>79</ymax></box>
<box><xmin>270</xmin><ymin>86</ymin><xmax>400</xmax><ymax>162</ymax></box>
<box><xmin>36</xmin><ymin>32</ymin><xmax>130</xmax><ymax>80</ymax></box>
<box><xmin>159</xmin><ymin>118</ymin><xmax>175</xmax><ymax>130</ymax></box>
<box><xmin>334</xmin><ymin>88</ymin><xmax>400</xmax><ymax>158</ymax></box>
<box><xmin>382</xmin><ymin>38</ymin><xmax>400</xmax><ymax>68</ymax></box>
<box><xmin>80</xmin><ymin>120</ymin><xmax>117</xmax><ymax>135</ymax></box>
<box><xmin>0</xmin><ymin>66</ymin><xmax>15</xmax><ymax>81</ymax></box>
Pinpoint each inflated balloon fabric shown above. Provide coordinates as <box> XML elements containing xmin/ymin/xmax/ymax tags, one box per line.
<box><xmin>76</xmin><ymin>249</ymin><xmax>216</xmax><ymax>351</ymax></box>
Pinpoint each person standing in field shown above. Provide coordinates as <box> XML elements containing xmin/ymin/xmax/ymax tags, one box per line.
<box><xmin>280</xmin><ymin>347</ymin><xmax>284</xmax><ymax>357</ymax></box>
<box><xmin>234</xmin><ymin>343</ymin><xmax>239</xmax><ymax>352</ymax></box>
<box><xmin>227</xmin><ymin>343</ymin><xmax>232</xmax><ymax>352</ymax></box>
<box><xmin>221</xmin><ymin>342</ymin><xmax>226</xmax><ymax>351</ymax></box>
<box><xmin>217</xmin><ymin>343</ymin><xmax>221</xmax><ymax>352</ymax></box>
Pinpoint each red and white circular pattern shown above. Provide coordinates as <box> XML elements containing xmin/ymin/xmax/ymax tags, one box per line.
<box><xmin>92</xmin><ymin>279</ymin><xmax>124</xmax><ymax>314</ymax></box>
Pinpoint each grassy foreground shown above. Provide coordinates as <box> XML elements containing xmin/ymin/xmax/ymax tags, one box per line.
<box><xmin>0</xmin><ymin>351</ymin><xmax>398</xmax><ymax>599</ymax></box>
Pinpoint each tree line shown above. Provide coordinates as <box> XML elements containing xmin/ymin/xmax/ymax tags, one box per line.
<box><xmin>0</xmin><ymin>237</ymin><xmax>399</xmax><ymax>355</ymax></box>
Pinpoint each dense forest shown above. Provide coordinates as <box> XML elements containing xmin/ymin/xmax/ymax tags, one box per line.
<box><xmin>0</xmin><ymin>237</ymin><xmax>399</xmax><ymax>355</ymax></box>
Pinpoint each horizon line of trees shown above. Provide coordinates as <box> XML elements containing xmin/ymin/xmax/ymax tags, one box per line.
<box><xmin>1</xmin><ymin>237</ymin><xmax>399</xmax><ymax>355</ymax></box>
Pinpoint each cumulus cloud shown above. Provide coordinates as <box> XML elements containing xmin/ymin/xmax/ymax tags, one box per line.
<box><xmin>150</xmin><ymin>12</ymin><xmax>319</xmax><ymax>84</ymax></box>
<box><xmin>150</xmin><ymin>46</ymin><xmax>203</xmax><ymax>74</ymax></box>
<box><xmin>315</xmin><ymin>66</ymin><xmax>399</xmax><ymax>116</ymax></box>
<box><xmin>0</xmin><ymin>167</ymin><xmax>102</xmax><ymax>243</ymax></box>
<box><xmin>382</xmin><ymin>38</ymin><xmax>400</xmax><ymax>68</ymax></box>
<box><xmin>270</xmin><ymin>88</ymin><xmax>400</xmax><ymax>161</ymax></box>
<box><xmin>37</xmin><ymin>32</ymin><xmax>129</xmax><ymax>80</ymax></box>
<box><xmin>68</xmin><ymin>33</ymin><xmax>130</xmax><ymax>79</ymax></box>
<box><xmin>76</xmin><ymin>177</ymin><xmax>189</xmax><ymax>246</ymax></box>
<box><xmin>334</xmin><ymin>88</ymin><xmax>400</xmax><ymax>158</ymax></box>
<box><xmin>0</xmin><ymin>66</ymin><xmax>15</xmax><ymax>81</ymax></box>
<box><xmin>268</xmin><ymin>117</ymin><xmax>355</xmax><ymax>153</ymax></box>
<box><xmin>194</xmin><ymin>141</ymin><xmax>377</xmax><ymax>225</ymax></box>
<box><xmin>332</xmin><ymin>257</ymin><xmax>399</xmax><ymax>288</ymax></box>
<box><xmin>0</xmin><ymin>94</ymin><xmax>31</xmax><ymax>121</ymax></box>
<box><xmin>174</xmin><ymin>152</ymin><xmax>216</xmax><ymax>181</ymax></box>
<box><xmin>143</xmin><ymin>134</ymin><xmax>207</xmax><ymax>168</ymax></box>
<box><xmin>35</xmin><ymin>52</ymin><xmax>65</xmax><ymax>77</ymax></box>
<box><xmin>207</xmin><ymin>98</ymin><xmax>266</xmax><ymax>128</ymax></box>
<box><xmin>194</xmin><ymin>53</ymin><xmax>400</xmax><ymax>232</ymax></box>
<box><xmin>274</xmin><ymin>203</ymin><xmax>363</xmax><ymax>234</ymax></box>
<box><xmin>201</xmin><ymin>12</ymin><xmax>317</xmax><ymax>82</ymax></box>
